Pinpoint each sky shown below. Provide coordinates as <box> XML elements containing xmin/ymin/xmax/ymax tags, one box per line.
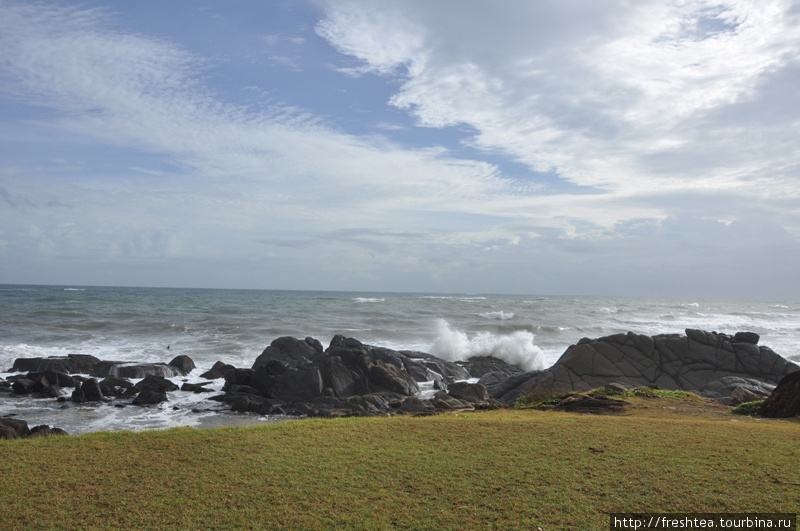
<box><xmin>1</xmin><ymin>0</ymin><xmax>799</xmax><ymax>297</ymax></box>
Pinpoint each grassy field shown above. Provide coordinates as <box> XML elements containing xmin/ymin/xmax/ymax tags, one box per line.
<box><xmin>1</xmin><ymin>396</ymin><xmax>798</xmax><ymax>530</ymax></box>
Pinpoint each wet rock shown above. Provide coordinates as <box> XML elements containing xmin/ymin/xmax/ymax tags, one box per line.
<box><xmin>168</xmin><ymin>355</ymin><xmax>196</xmax><ymax>375</ymax></box>
<box><xmin>132</xmin><ymin>390</ymin><xmax>169</xmax><ymax>406</ymax></box>
<box><xmin>108</xmin><ymin>363</ymin><xmax>184</xmax><ymax>379</ymax></box>
<box><xmin>11</xmin><ymin>354</ymin><xmax>101</xmax><ymax>375</ymax></box>
<box><xmin>134</xmin><ymin>374</ymin><xmax>179</xmax><ymax>394</ymax></box>
<box><xmin>80</xmin><ymin>379</ymin><xmax>104</xmax><ymax>402</ymax></box>
<box><xmin>99</xmin><ymin>377</ymin><xmax>135</xmax><ymax>397</ymax></box>
<box><xmin>200</xmin><ymin>361</ymin><xmax>233</xmax><ymax>380</ymax></box>
<box><xmin>181</xmin><ymin>382</ymin><xmax>214</xmax><ymax>393</ymax></box>
<box><xmin>11</xmin><ymin>378</ymin><xmax>37</xmax><ymax>395</ymax></box>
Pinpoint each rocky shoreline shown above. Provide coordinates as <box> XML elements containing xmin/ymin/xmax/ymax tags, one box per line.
<box><xmin>2</xmin><ymin>329</ymin><xmax>799</xmax><ymax>438</ymax></box>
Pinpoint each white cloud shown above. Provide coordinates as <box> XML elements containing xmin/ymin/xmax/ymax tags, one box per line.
<box><xmin>0</xmin><ymin>0</ymin><xmax>798</xmax><ymax>295</ymax></box>
<box><xmin>316</xmin><ymin>0</ymin><xmax>800</xmax><ymax>196</ymax></box>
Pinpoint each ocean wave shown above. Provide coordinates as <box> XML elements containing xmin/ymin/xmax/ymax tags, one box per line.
<box><xmin>429</xmin><ymin>319</ymin><xmax>544</xmax><ymax>371</ymax></box>
<box><xmin>478</xmin><ymin>311</ymin><xmax>515</xmax><ymax>320</ymax></box>
<box><xmin>352</xmin><ymin>298</ymin><xmax>384</xmax><ymax>303</ymax></box>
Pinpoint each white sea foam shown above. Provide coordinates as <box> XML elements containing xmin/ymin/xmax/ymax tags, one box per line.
<box><xmin>478</xmin><ymin>311</ymin><xmax>515</xmax><ymax>320</ymax></box>
<box><xmin>352</xmin><ymin>297</ymin><xmax>384</xmax><ymax>303</ymax></box>
<box><xmin>429</xmin><ymin>319</ymin><xmax>545</xmax><ymax>371</ymax></box>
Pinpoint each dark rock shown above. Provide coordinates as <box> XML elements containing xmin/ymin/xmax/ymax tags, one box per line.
<box><xmin>228</xmin><ymin>384</ymin><xmax>261</xmax><ymax>396</ymax></box>
<box><xmin>368</xmin><ymin>362</ymin><xmax>419</xmax><ymax>396</ymax></box>
<box><xmin>400</xmin><ymin>351</ymin><xmax>471</xmax><ymax>383</ymax></box>
<box><xmin>181</xmin><ymin>382</ymin><xmax>214</xmax><ymax>393</ymax></box>
<box><xmin>491</xmin><ymin>329</ymin><xmax>799</xmax><ymax>404</ymax></box>
<box><xmin>0</xmin><ymin>417</ymin><xmax>29</xmax><ymax>439</ymax></box>
<box><xmin>760</xmin><ymin>371</ymin><xmax>800</xmax><ymax>418</ymax></box>
<box><xmin>81</xmin><ymin>379</ymin><xmax>103</xmax><ymax>402</ymax></box>
<box><xmin>318</xmin><ymin>356</ymin><xmax>358</xmax><ymax>398</ymax></box>
<box><xmin>267</xmin><ymin>366</ymin><xmax>324</xmax><ymax>401</ymax></box>
<box><xmin>11</xmin><ymin>354</ymin><xmax>101</xmax><ymax>375</ymax></box>
<box><xmin>457</xmin><ymin>356</ymin><xmax>523</xmax><ymax>378</ymax></box>
<box><xmin>252</xmin><ymin>336</ymin><xmax>322</xmax><ymax>369</ymax></box>
<box><xmin>71</xmin><ymin>385</ymin><xmax>85</xmax><ymax>403</ymax></box>
<box><xmin>27</xmin><ymin>370</ymin><xmax>76</xmax><ymax>389</ymax></box>
<box><xmin>108</xmin><ymin>363</ymin><xmax>184</xmax><ymax>379</ymax></box>
<box><xmin>90</xmin><ymin>360</ymin><xmax>123</xmax><ymax>378</ymax></box>
<box><xmin>432</xmin><ymin>391</ymin><xmax>473</xmax><ymax>410</ymax></box>
<box><xmin>223</xmin><ymin>368</ymin><xmax>253</xmax><ymax>389</ymax></box>
<box><xmin>99</xmin><ymin>377</ymin><xmax>135</xmax><ymax>397</ymax></box>
<box><xmin>734</xmin><ymin>331</ymin><xmax>760</xmax><ymax>345</ymax></box>
<box><xmin>134</xmin><ymin>374</ymin><xmax>179</xmax><ymax>393</ymax></box>
<box><xmin>168</xmin><ymin>355</ymin><xmax>196</xmax><ymax>375</ymax></box>
<box><xmin>200</xmin><ymin>361</ymin><xmax>232</xmax><ymax>380</ymax></box>
<box><xmin>29</xmin><ymin>425</ymin><xmax>68</xmax><ymax>438</ymax></box>
<box><xmin>11</xmin><ymin>378</ymin><xmax>37</xmax><ymax>395</ymax></box>
<box><xmin>447</xmin><ymin>382</ymin><xmax>490</xmax><ymax>403</ymax></box>
<box><xmin>398</xmin><ymin>396</ymin><xmax>434</xmax><ymax>413</ymax></box>
<box><xmin>132</xmin><ymin>390</ymin><xmax>169</xmax><ymax>406</ymax></box>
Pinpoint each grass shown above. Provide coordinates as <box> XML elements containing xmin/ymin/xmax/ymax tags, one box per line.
<box><xmin>1</xmin><ymin>396</ymin><xmax>799</xmax><ymax>530</ymax></box>
<box><xmin>515</xmin><ymin>385</ymin><xmax>704</xmax><ymax>409</ymax></box>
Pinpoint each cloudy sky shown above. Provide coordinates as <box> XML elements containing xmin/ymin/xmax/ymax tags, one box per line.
<box><xmin>1</xmin><ymin>0</ymin><xmax>799</xmax><ymax>297</ymax></box>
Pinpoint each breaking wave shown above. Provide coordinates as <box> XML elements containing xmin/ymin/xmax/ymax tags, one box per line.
<box><xmin>429</xmin><ymin>319</ymin><xmax>545</xmax><ymax>371</ymax></box>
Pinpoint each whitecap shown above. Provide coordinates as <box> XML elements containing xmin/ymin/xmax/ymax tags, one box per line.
<box><xmin>478</xmin><ymin>311</ymin><xmax>515</xmax><ymax>320</ymax></box>
<box><xmin>429</xmin><ymin>319</ymin><xmax>544</xmax><ymax>371</ymax></box>
<box><xmin>352</xmin><ymin>298</ymin><xmax>384</xmax><ymax>303</ymax></box>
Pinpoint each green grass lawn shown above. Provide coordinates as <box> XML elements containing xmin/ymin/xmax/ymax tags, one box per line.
<box><xmin>1</xmin><ymin>397</ymin><xmax>798</xmax><ymax>530</ymax></box>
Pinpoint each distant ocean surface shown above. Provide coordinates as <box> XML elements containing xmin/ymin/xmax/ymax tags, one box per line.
<box><xmin>2</xmin><ymin>285</ymin><xmax>799</xmax><ymax>434</ymax></box>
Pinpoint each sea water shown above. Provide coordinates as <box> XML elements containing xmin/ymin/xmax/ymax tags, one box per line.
<box><xmin>2</xmin><ymin>285</ymin><xmax>798</xmax><ymax>434</ymax></box>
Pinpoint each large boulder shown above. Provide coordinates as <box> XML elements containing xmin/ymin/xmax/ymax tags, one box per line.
<box><xmin>252</xmin><ymin>336</ymin><xmax>323</xmax><ymax>369</ymax></box>
<box><xmin>132</xmin><ymin>390</ymin><xmax>169</xmax><ymax>406</ymax></box>
<box><xmin>0</xmin><ymin>417</ymin><xmax>30</xmax><ymax>439</ymax></box>
<box><xmin>491</xmin><ymin>330</ymin><xmax>799</xmax><ymax>404</ymax></box>
<box><xmin>134</xmin><ymin>374</ymin><xmax>179</xmax><ymax>393</ymax></box>
<box><xmin>11</xmin><ymin>354</ymin><xmax>101</xmax><ymax>375</ymax></box>
<box><xmin>80</xmin><ymin>379</ymin><xmax>104</xmax><ymax>402</ymax></box>
<box><xmin>168</xmin><ymin>355</ymin><xmax>196</xmax><ymax>375</ymax></box>
<box><xmin>760</xmin><ymin>371</ymin><xmax>800</xmax><ymax>418</ymax></box>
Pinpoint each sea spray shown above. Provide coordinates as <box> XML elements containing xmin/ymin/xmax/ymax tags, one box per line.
<box><xmin>429</xmin><ymin>319</ymin><xmax>545</xmax><ymax>371</ymax></box>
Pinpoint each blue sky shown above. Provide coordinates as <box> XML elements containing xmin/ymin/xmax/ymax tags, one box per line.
<box><xmin>1</xmin><ymin>0</ymin><xmax>799</xmax><ymax>297</ymax></box>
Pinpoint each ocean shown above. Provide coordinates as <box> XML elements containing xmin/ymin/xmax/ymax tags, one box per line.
<box><xmin>2</xmin><ymin>284</ymin><xmax>799</xmax><ymax>434</ymax></box>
